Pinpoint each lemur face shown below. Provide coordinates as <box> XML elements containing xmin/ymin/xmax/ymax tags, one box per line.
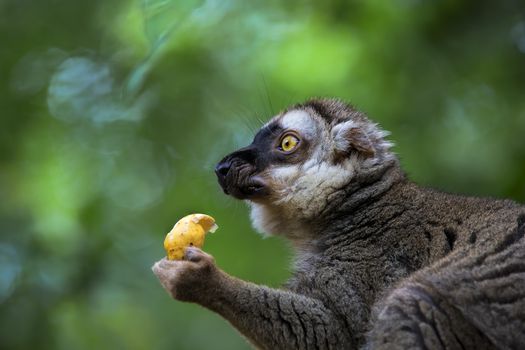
<box><xmin>215</xmin><ymin>109</ymin><xmax>319</xmax><ymax>201</ymax></box>
<box><xmin>215</xmin><ymin>98</ymin><xmax>394</xmax><ymax>236</ymax></box>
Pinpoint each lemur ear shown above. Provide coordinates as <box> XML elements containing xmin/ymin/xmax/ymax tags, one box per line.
<box><xmin>332</xmin><ymin>121</ymin><xmax>376</xmax><ymax>158</ymax></box>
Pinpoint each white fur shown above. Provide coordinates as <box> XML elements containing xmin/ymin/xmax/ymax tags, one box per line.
<box><xmin>332</xmin><ymin>120</ymin><xmax>394</xmax><ymax>156</ymax></box>
<box><xmin>250</xmin><ymin>156</ymin><xmax>357</xmax><ymax>238</ymax></box>
<box><xmin>274</xmin><ymin>158</ymin><xmax>356</xmax><ymax>215</ymax></box>
<box><xmin>280</xmin><ymin>110</ymin><xmax>317</xmax><ymax>137</ymax></box>
<box><xmin>331</xmin><ymin>120</ymin><xmax>358</xmax><ymax>152</ymax></box>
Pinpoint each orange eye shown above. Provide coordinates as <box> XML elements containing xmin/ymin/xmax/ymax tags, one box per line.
<box><xmin>279</xmin><ymin>134</ymin><xmax>299</xmax><ymax>152</ymax></box>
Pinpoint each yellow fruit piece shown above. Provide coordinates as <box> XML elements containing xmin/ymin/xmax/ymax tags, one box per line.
<box><xmin>163</xmin><ymin>214</ymin><xmax>218</xmax><ymax>260</ymax></box>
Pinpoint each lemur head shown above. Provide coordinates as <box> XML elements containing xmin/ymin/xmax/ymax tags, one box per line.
<box><xmin>216</xmin><ymin>98</ymin><xmax>397</xmax><ymax>238</ymax></box>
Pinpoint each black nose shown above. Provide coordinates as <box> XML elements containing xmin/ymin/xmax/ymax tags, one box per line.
<box><xmin>215</xmin><ymin>161</ymin><xmax>231</xmax><ymax>181</ymax></box>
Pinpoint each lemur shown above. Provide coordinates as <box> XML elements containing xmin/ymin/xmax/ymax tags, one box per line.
<box><xmin>153</xmin><ymin>98</ymin><xmax>525</xmax><ymax>349</ymax></box>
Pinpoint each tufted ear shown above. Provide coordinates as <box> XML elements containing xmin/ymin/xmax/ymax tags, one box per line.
<box><xmin>332</xmin><ymin>120</ymin><xmax>376</xmax><ymax>158</ymax></box>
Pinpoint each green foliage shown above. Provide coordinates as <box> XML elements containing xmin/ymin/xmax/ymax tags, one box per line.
<box><xmin>1</xmin><ymin>0</ymin><xmax>525</xmax><ymax>349</ymax></box>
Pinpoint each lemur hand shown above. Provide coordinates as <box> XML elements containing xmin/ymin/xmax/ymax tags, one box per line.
<box><xmin>152</xmin><ymin>247</ymin><xmax>219</xmax><ymax>303</ymax></box>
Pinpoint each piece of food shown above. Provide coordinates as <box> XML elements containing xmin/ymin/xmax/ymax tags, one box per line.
<box><xmin>164</xmin><ymin>213</ymin><xmax>218</xmax><ymax>260</ymax></box>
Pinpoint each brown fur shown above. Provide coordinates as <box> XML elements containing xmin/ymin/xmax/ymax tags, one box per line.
<box><xmin>153</xmin><ymin>98</ymin><xmax>525</xmax><ymax>349</ymax></box>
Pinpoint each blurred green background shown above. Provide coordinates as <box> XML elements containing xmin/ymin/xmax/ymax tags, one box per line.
<box><xmin>1</xmin><ymin>0</ymin><xmax>525</xmax><ymax>349</ymax></box>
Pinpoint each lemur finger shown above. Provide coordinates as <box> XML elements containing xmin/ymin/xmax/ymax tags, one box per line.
<box><xmin>151</xmin><ymin>262</ymin><xmax>171</xmax><ymax>279</ymax></box>
<box><xmin>184</xmin><ymin>246</ymin><xmax>211</xmax><ymax>263</ymax></box>
<box><xmin>158</xmin><ymin>257</ymin><xmax>183</xmax><ymax>269</ymax></box>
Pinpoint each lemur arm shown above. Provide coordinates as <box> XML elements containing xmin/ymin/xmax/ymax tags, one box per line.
<box><xmin>152</xmin><ymin>247</ymin><xmax>350</xmax><ymax>350</ymax></box>
<box><xmin>206</xmin><ymin>273</ymin><xmax>348</xmax><ymax>349</ymax></box>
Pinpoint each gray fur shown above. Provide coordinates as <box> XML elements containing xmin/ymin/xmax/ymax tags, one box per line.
<box><xmin>153</xmin><ymin>98</ymin><xmax>525</xmax><ymax>349</ymax></box>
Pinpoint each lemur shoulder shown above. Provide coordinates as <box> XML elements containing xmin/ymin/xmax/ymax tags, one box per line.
<box><xmin>153</xmin><ymin>98</ymin><xmax>525</xmax><ymax>349</ymax></box>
